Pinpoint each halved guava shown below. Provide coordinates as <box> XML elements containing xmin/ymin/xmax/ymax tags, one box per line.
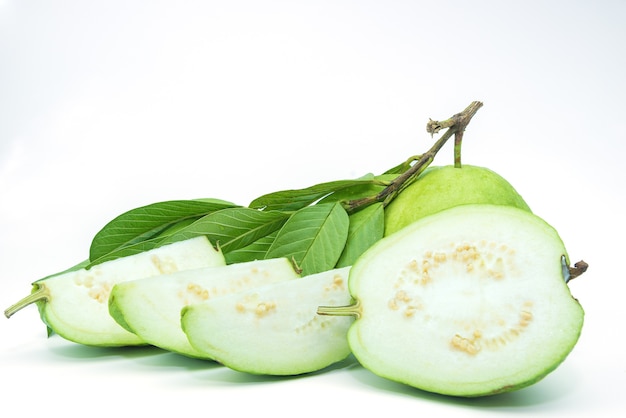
<box><xmin>320</xmin><ymin>204</ymin><xmax>583</xmax><ymax>397</ymax></box>
<box><xmin>181</xmin><ymin>267</ymin><xmax>353</xmax><ymax>375</ymax></box>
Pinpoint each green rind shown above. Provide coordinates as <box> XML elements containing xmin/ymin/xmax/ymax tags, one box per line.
<box><xmin>107</xmin><ymin>291</ymin><xmax>135</xmax><ymax>334</ymax></box>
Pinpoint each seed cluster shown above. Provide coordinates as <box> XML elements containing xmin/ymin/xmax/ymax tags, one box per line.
<box><xmin>254</xmin><ymin>301</ymin><xmax>277</xmax><ymax>317</ymax></box>
<box><xmin>73</xmin><ymin>255</ymin><xmax>183</xmax><ymax>304</ymax></box>
<box><xmin>186</xmin><ymin>283</ymin><xmax>210</xmax><ymax>301</ymax></box>
<box><xmin>324</xmin><ymin>274</ymin><xmax>346</xmax><ymax>293</ymax></box>
<box><xmin>387</xmin><ymin>290</ymin><xmax>424</xmax><ymax>318</ymax></box>
<box><xmin>294</xmin><ymin>315</ymin><xmax>334</xmax><ymax>335</ymax></box>
<box><xmin>386</xmin><ymin>240</ymin><xmax>531</xmax><ymax>356</ymax></box>
<box><xmin>449</xmin><ymin>301</ymin><xmax>535</xmax><ymax>355</ymax></box>
<box><xmin>450</xmin><ymin>331</ymin><xmax>482</xmax><ymax>355</ymax></box>
<box><xmin>150</xmin><ymin>255</ymin><xmax>179</xmax><ymax>275</ymax></box>
<box><xmin>234</xmin><ymin>295</ymin><xmax>278</xmax><ymax>318</ymax></box>
<box><xmin>391</xmin><ymin>240</ymin><xmax>516</xmax><ymax>297</ymax></box>
<box><xmin>74</xmin><ymin>273</ymin><xmax>112</xmax><ymax>304</ymax></box>
<box><xmin>178</xmin><ymin>268</ymin><xmax>269</xmax><ymax>305</ymax></box>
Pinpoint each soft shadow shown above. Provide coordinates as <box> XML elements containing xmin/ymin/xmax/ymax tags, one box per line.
<box><xmin>48</xmin><ymin>338</ymin><xmax>224</xmax><ymax>371</ymax></box>
<box><xmin>348</xmin><ymin>362</ymin><xmax>579</xmax><ymax>410</ymax></box>
<box><xmin>49</xmin><ymin>342</ymin><xmax>164</xmax><ymax>361</ymax></box>
<box><xmin>136</xmin><ymin>351</ymin><xmax>223</xmax><ymax>371</ymax></box>
<box><xmin>193</xmin><ymin>354</ymin><xmax>360</xmax><ymax>385</ymax></box>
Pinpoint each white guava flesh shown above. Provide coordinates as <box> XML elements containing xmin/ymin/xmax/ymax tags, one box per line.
<box><xmin>181</xmin><ymin>266</ymin><xmax>353</xmax><ymax>375</ymax></box>
<box><xmin>342</xmin><ymin>204</ymin><xmax>583</xmax><ymax>397</ymax></box>
<box><xmin>108</xmin><ymin>257</ymin><xmax>301</xmax><ymax>358</ymax></box>
<box><xmin>34</xmin><ymin>236</ymin><xmax>224</xmax><ymax>346</ymax></box>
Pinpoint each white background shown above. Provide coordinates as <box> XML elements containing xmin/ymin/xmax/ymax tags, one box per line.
<box><xmin>1</xmin><ymin>1</ymin><xmax>624</xmax><ymax>416</ymax></box>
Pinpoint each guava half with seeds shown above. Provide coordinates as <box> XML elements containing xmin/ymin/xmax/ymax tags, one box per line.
<box><xmin>181</xmin><ymin>266</ymin><xmax>353</xmax><ymax>375</ymax></box>
<box><xmin>384</xmin><ymin>165</ymin><xmax>531</xmax><ymax>235</ymax></box>
<box><xmin>319</xmin><ymin>204</ymin><xmax>583</xmax><ymax>397</ymax></box>
<box><xmin>108</xmin><ymin>257</ymin><xmax>300</xmax><ymax>358</ymax></box>
<box><xmin>5</xmin><ymin>236</ymin><xmax>224</xmax><ymax>347</ymax></box>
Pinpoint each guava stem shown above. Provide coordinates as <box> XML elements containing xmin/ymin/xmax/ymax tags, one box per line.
<box><xmin>567</xmin><ymin>260</ymin><xmax>589</xmax><ymax>282</ymax></box>
<box><xmin>343</xmin><ymin>101</ymin><xmax>483</xmax><ymax>213</ymax></box>
<box><xmin>4</xmin><ymin>287</ymin><xmax>49</xmax><ymax>318</ymax></box>
<box><xmin>454</xmin><ymin>130</ymin><xmax>464</xmax><ymax>168</ymax></box>
<box><xmin>317</xmin><ymin>300</ymin><xmax>362</xmax><ymax>319</ymax></box>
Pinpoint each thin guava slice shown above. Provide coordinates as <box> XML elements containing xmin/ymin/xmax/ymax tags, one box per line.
<box><xmin>7</xmin><ymin>236</ymin><xmax>224</xmax><ymax>347</ymax></box>
<box><xmin>181</xmin><ymin>266</ymin><xmax>353</xmax><ymax>375</ymax></box>
<box><xmin>384</xmin><ymin>165</ymin><xmax>531</xmax><ymax>235</ymax></box>
<box><xmin>108</xmin><ymin>257</ymin><xmax>301</xmax><ymax>358</ymax></box>
<box><xmin>319</xmin><ymin>204</ymin><xmax>583</xmax><ymax>397</ymax></box>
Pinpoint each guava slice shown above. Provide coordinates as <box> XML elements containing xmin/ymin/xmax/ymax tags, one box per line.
<box><xmin>384</xmin><ymin>165</ymin><xmax>531</xmax><ymax>235</ymax></box>
<box><xmin>319</xmin><ymin>204</ymin><xmax>583</xmax><ymax>397</ymax></box>
<box><xmin>181</xmin><ymin>266</ymin><xmax>353</xmax><ymax>375</ymax></box>
<box><xmin>108</xmin><ymin>257</ymin><xmax>301</xmax><ymax>358</ymax></box>
<box><xmin>7</xmin><ymin>236</ymin><xmax>225</xmax><ymax>347</ymax></box>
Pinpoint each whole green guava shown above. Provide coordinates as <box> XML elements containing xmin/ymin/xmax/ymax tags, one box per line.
<box><xmin>384</xmin><ymin>165</ymin><xmax>530</xmax><ymax>236</ymax></box>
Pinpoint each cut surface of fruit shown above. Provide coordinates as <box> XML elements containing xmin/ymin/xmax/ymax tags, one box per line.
<box><xmin>108</xmin><ymin>257</ymin><xmax>301</xmax><ymax>358</ymax></box>
<box><xmin>181</xmin><ymin>266</ymin><xmax>353</xmax><ymax>375</ymax></box>
<box><xmin>27</xmin><ymin>236</ymin><xmax>224</xmax><ymax>346</ymax></box>
<box><xmin>384</xmin><ymin>165</ymin><xmax>531</xmax><ymax>235</ymax></box>
<box><xmin>321</xmin><ymin>204</ymin><xmax>583</xmax><ymax>397</ymax></box>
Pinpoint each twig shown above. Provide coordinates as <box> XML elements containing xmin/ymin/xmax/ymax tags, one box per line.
<box><xmin>343</xmin><ymin>101</ymin><xmax>483</xmax><ymax>213</ymax></box>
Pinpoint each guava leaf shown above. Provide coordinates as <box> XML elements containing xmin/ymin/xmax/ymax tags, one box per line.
<box><xmin>162</xmin><ymin>207</ymin><xmax>290</xmax><ymax>254</ymax></box>
<box><xmin>248</xmin><ymin>176</ymin><xmax>382</xmax><ymax>212</ymax></box>
<box><xmin>336</xmin><ymin>203</ymin><xmax>384</xmax><ymax>267</ymax></box>
<box><xmin>223</xmin><ymin>231</ymin><xmax>278</xmax><ymax>264</ymax></box>
<box><xmin>384</xmin><ymin>156</ymin><xmax>420</xmax><ymax>174</ymax></box>
<box><xmin>265</xmin><ymin>202</ymin><xmax>349</xmax><ymax>276</ymax></box>
<box><xmin>89</xmin><ymin>199</ymin><xmax>237</xmax><ymax>261</ymax></box>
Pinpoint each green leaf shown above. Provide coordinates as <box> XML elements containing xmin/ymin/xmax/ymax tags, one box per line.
<box><xmin>384</xmin><ymin>155</ymin><xmax>420</xmax><ymax>174</ymax></box>
<box><xmin>162</xmin><ymin>207</ymin><xmax>290</xmax><ymax>254</ymax></box>
<box><xmin>89</xmin><ymin>199</ymin><xmax>237</xmax><ymax>261</ymax></box>
<box><xmin>335</xmin><ymin>203</ymin><xmax>384</xmax><ymax>267</ymax></box>
<box><xmin>248</xmin><ymin>177</ymin><xmax>384</xmax><ymax>212</ymax></box>
<box><xmin>265</xmin><ymin>202</ymin><xmax>349</xmax><ymax>276</ymax></box>
<box><xmin>224</xmin><ymin>231</ymin><xmax>278</xmax><ymax>264</ymax></box>
<box><xmin>318</xmin><ymin>174</ymin><xmax>397</xmax><ymax>205</ymax></box>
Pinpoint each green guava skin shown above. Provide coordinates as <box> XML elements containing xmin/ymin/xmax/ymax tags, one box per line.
<box><xmin>384</xmin><ymin>165</ymin><xmax>531</xmax><ymax>236</ymax></box>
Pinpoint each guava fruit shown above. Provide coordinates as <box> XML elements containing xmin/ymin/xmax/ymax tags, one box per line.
<box><xmin>384</xmin><ymin>165</ymin><xmax>531</xmax><ymax>235</ymax></box>
<box><xmin>5</xmin><ymin>236</ymin><xmax>225</xmax><ymax>347</ymax></box>
<box><xmin>318</xmin><ymin>204</ymin><xmax>583</xmax><ymax>397</ymax></box>
<box><xmin>181</xmin><ymin>266</ymin><xmax>353</xmax><ymax>375</ymax></box>
<box><xmin>108</xmin><ymin>257</ymin><xmax>301</xmax><ymax>358</ymax></box>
